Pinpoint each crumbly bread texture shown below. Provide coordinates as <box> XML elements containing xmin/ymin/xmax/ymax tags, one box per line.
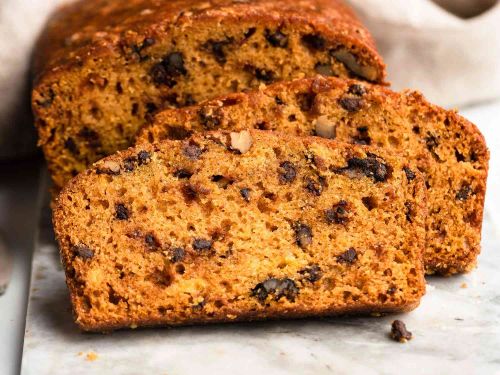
<box><xmin>139</xmin><ymin>76</ymin><xmax>489</xmax><ymax>275</ymax></box>
<box><xmin>32</xmin><ymin>0</ymin><xmax>386</xmax><ymax>190</ymax></box>
<box><xmin>54</xmin><ymin>130</ymin><xmax>426</xmax><ymax>332</ymax></box>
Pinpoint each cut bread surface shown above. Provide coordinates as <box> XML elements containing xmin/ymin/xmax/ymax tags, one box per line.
<box><xmin>139</xmin><ymin>76</ymin><xmax>489</xmax><ymax>275</ymax></box>
<box><xmin>54</xmin><ymin>130</ymin><xmax>425</xmax><ymax>331</ymax></box>
<box><xmin>32</xmin><ymin>0</ymin><xmax>386</xmax><ymax>190</ymax></box>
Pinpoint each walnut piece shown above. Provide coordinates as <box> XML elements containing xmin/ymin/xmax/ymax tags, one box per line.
<box><xmin>314</xmin><ymin>116</ymin><xmax>336</xmax><ymax>139</ymax></box>
<box><xmin>331</xmin><ymin>49</ymin><xmax>378</xmax><ymax>81</ymax></box>
<box><xmin>101</xmin><ymin>160</ymin><xmax>121</xmax><ymax>173</ymax></box>
<box><xmin>230</xmin><ymin>130</ymin><xmax>253</xmax><ymax>154</ymax></box>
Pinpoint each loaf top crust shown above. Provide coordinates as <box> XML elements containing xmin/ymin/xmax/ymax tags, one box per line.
<box><xmin>139</xmin><ymin>76</ymin><xmax>489</xmax><ymax>275</ymax></box>
<box><xmin>33</xmin><ymin>0</ymin><xmax>386</xmax><ymax>84</ymax></box>
<box><xmin>54</xmin><ymin>130</ymin><xmax>425</xmax><ymax>331</ymax></box>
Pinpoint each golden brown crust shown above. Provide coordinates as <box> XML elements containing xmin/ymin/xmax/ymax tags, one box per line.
<box><xmin>32</xmin><ymin>0</ymin><xmax>386</xmax><ymax>190</ymax></box>
<box><xmin>54</xmin><ymin>130</ymin><xmax>425</xmax><ymax>332</ymax></box>
<box><xmin>139</xmin><ymin>76</ymin><xmax>489</xmax><ymax>275</ymax></box>
<box><xmin>33</xmin><ymin>0</ymin><xmax>384</xmax><ymax>83</ymax></box>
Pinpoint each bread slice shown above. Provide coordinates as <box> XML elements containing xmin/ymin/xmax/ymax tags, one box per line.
<box><xmin>32</xmin><ymin>0</ymin><xmax>386</xmax><ymax>190</ymax></box>
<box><xmin>138</xmin><ymin>76</ymin><xmax>489</xmax><ymax>275</ymax></box>
<box><xmin>54</xmin><ymin>130</ymin><xmax>426</xmax><ymax>332</ymax></box>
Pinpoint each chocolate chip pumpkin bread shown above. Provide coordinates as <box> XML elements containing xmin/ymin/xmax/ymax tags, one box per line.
<box><xmin>53</xmin><ymin>130</ymin><xmax>426</xmax><ymax>332</ymax></box>
<box><xmin>138</xmin><ymin>76</ymin><xmax>489</xmax><ymax>275</ymax></box>
<box><xmin>32</xmin><ymin>0</ymin><xmax>386</xmax><ymax>190</ymax></box>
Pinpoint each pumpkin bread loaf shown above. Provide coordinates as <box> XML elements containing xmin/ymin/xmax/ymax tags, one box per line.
<box><xmin>32</xmin><ymin>0</ymin><xmax>386</xmax><ymax>190</ymax></box>
<box><xmin>53</xmin><ymin>130</ymin><xmax>426</xmax><ymax>331</ymax></box>
<box><xmin>138</xmin><ymin>76</ymin><xmax>489</xmax><ymax>275</ymax></box>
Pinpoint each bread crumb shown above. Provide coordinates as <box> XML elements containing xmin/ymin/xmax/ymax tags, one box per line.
<box><xmin>460</xmin><ymin>282</ymin><xmax>467</xmax><ymax>289</ymax></box>
<box><xmin>390</xmin><ymin>320</ymin><xmax>412</xmax><ymax>343</ymax></box>
<box><xmin>85</xmin><ymin>352</ymin><xmax>98</xmax><ymax>361</ymax></box>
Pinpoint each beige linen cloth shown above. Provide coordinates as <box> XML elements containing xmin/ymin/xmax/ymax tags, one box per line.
<box><xmin>0</xmin><ymin>0</ymin><xmax>499</xmax><ymax>160</ymax></box>
<box><xmin>347</xmin><ymin>0</ymin><xmax>500</xmax><ymax>107</ymax></box>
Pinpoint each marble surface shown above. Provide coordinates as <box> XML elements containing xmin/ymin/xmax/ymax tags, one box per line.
<box><xmin>0</xmin><ymin>159</ymin><xmax>42</xmax><ymax>375</ymax></box>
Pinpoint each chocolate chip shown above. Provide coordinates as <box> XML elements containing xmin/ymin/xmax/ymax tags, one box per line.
<box><xmin>352</xmin><ymin>126</ymin><xmax>371</xmax><ymax>145</ymax></box>
<box><xmin>137</xmin><ymin>150</ymin><xmax>151</xmax><ymax>165</ymax></box>
<box><xmin>279</xmin><ymin>161</ymin><xmax>297</xmax><ymax>183</ymax></box>
<box><xmin>198</xmin><ymin>107</ymin><xmax>223</xmax><ymax>130</ymax></box>
<box><xmin>336</xmin><ymin>154</ymin><xmax>390</xmax><ymax>182</ymax></box>
<box><xmin>172</xmin><ymin>169</ymin><xmax>192</xmax><ymax>179</ymax></box>
<box><xmin>265</xmin><ymin>29</ymin><xmax>288</xmax><ymax>48</ymax></box>
<box><xmin>211</xmin><ymin>175</ymin><xmax>234</xmax><ymax>189</ymax></box>
<box><xmin>425</xmin><ymin>133</ymin><xmax>441</xmax><ymax>160</ymax></box>
<box><xmin>403</xmin><ymin>167</ymin><xmax>416</xmax><ymax>181</ymax></box>
<box><xmin>348</xmin><ymin>84</ymin><xmax>366</xmax><ymax>96</ymax></box>
<box><xmin>301</xmin><ymin>34</ymin><xmax>326</xmax><ymax>50</ymax></box>
<box><xmin>145</xmin><ymin>233</ymin><xmax>160</xmax><ymax>249</ymax></box>
<box><xmin>293</xmin><ymin>222</ymin><xmax>313</xmax><ymax>249</ymax></box>
<box><xmin>338</xmin><ymin>97</ymin><xmax>363</xmax><ymax>112</ymax></box>
<box><xmin>192</xmin><ymin>300</ymin><xmax>206</xmax><ymax>311</ymax></box>
<box><xmin>390</xmin><ymin>320</ymin><xmax>412</xmax><ymax>343</ymax></box>
<box><xmin>142</xmin><ymin>37</ymin><xmax>155</xmax><ymax>48</ymax></box>
<box><xmin>108</xmin><ymin>287</ymin><xmax>124</xmax><ymax>305</ymax></box>
<box><xmin>405</xmin><ymin>201</ymin><xmax>414</xmax><ymax>223</ymax></box>
<box><xmin>128</xmin><ymin>37</ymin><xmax>155</xmax><ymax>61</ymax></box>
<box><xmin>78</xmin><ymin>127</ymin><xmax>101</xmax><ymax>149</ymax></box>
<box><xmin>362</xmin><ymin>196</ymin><xmax>377</xmax><ymax>211</ymax></box>
<box><xmin>299</xmin><ymin>264</ymin><xmax>322</xmax><ymax>282</ymax></box>
<box><xmin>171</xmin><ymin>247</ymin><xmax>186</xmax><ymax>262</ymax></box>
<box><xmin>163</xmin><ymin>125</ymin><xmax>192</xmax><ymax>140</ymax></box>
<box><xmin>150</xmin><ymin>52</ymin><xmax>187</xmax><ymax>87</ymax></box>
<box><xmin>251</xmin><ymin>277</ymin><xmax>299</xmax><ymax>302</ymax></box>
<box><xmin>150</xmin><ymin>63</ymin><xmax>170</xmax><ymax>86</ymax></box>
<box><xmin>337</xmin><ymin>247</ymin><xmax>357</xmax><ymax>264</ymax></box>
<box><xmin>183</xmin><ymin>142</ymin><xmax>203</xmax><ymax>160</ymax></box>
<box><xmin>296</xmin><ymin>92</ymin><xmax>316</xmax><ymax>112</ymax></box>
<box><xmin>64</xmin><ymin>137</ymin><xmax>79</xmax><ymax>155</ymax></box>
<box><xmin>254</xmin><ymin>68</ymin><xmax>275</xmax><ymax>83</ymax></box>
<box><xmin>425</xmin><ymin>133</ymin><xmax>439</xmax><ymax>151</ymax></box>
<box><xmin>72</xmin><ymin>244</ymin><xmax>94</xmax><ymax>260</ymax></box>
<box><xmin>193</xmin><ymin>238</ymin><xmax>213</xmax><ymax>251</ymax></box>
<box><xmin>181</xmin><ymin>183</ymin><xmax>198</xmax><ymax>202</ymax></box>
<box><xmin>244</xmin><ymin>27</ymin><xmax>257</xmax><ymax>39</ymax></box>
<box><xmin>240</xmin><ymin>188</ymin><xmax>251</xmax><ymax>202</ymax></box>
<box><xmin>456</xmin><ymin>184</ymin><xmax>472</xmax><ymax>201</ymax></box>
<box><xmin>115</xmin><ymin>203</ymin><xmax>129</xmax><ymax>220</ymax></box>
<box><xmin>146</xmin><ymin>102</ymin><xmax>158</xmax><ymax>114</ymax></box>
<box><xmin>325</xmin><ymin>200</ymin><xmax>350</xmax><ymax>224</ymax></box>
<box><xmin>455</xmin><ymin>149</ymin><xmax>466</xmax><ymax>162</ymax></box>
<box><xmin>123</xmin><ymin>157</ymin><xmax>137</xmax><ymax>172</ymax></box>
<box><xmin>275</xmin><ymin>96</ymin><xmax>284</xmax><ymax>105</ymax></box>
<box><xmin>203</xmin><ymin>38</ymin><xmax>233</xmax><ymax>64</ymax></box>
<box><xmin>304</xmin><ymin>176</ymin><xmax>325</xmax><ymax>196</ymax></box>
